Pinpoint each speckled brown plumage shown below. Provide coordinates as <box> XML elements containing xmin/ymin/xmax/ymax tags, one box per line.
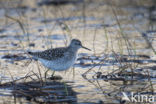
<box><xmin>28</xmin><ymin>47</ymin><xmax>68</xmax><ymax>60</ymax></box>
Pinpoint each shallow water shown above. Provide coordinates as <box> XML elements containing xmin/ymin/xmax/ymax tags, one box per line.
<box><xmin>0</xmin><ymin>0</ymin><xmax>156</xmax><ymax>103</ymax></box>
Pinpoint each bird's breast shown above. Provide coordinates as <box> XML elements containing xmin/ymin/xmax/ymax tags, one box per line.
<box><xmin>38</xmin><ymin>52</ymin><xmax>77</xmax><ymax>71</ymax></box>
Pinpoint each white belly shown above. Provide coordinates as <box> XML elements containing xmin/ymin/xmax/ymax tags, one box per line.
<box><xmin>38</xmin><ymin>56</ymin><xmax>76</xmax><ymax>71</ymax></box>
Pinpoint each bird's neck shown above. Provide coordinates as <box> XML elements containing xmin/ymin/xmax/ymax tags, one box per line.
<box><xmin>67</xmin><ymin>46</ymin><xmax>79</xmax><ymax>53</ymax></box>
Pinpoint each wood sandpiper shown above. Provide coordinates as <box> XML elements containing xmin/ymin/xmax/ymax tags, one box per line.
<box><xmin>28</xmin><ymin>39</ymin><xmax>91</xmax><ymax>73</ymax></box>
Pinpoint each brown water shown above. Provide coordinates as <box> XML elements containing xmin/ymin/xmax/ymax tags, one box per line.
<box><xmin>0</xmin><ymin>0</ymin><xmax>156</xmax><ymax>104</ymax></box>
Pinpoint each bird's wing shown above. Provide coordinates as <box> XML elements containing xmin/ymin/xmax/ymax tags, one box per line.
<box><xmin>28</xmin><ymin>48</ymin><xmax>67</xmax><ymax>60</ymax></box>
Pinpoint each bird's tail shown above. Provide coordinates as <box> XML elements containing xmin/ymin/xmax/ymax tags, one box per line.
<box><xmin>27</xmin><ymin>51</ymin><xmax>38</xmax><ymax>57</ymax></box>
<box><xmin>27</xmin><ymin>51</ymin><xmax>38</xmax><ymax>60</ymax></box>
<box><xmin>27</xmin><ymin>51</ymin><xmax>34</xmax><ymax>55</ymax></box>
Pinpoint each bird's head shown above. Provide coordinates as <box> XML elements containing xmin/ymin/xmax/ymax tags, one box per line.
<box><xmin>69</xmin><ymin>39</ymin><xmax>91</xmax><ymax>51</ymax></box>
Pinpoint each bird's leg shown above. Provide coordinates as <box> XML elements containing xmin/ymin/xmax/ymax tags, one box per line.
<box><xmin>45</xmin><ymin>69</ymin><xmax>50</xmax><ymax>79</ymax></box>
<box><xmin>44</xmin><ymin>70</ymin><xmax>55</xmax><ymax>81</ymax></box>
<box><xmin>51</xmin><ymin>71</ymin><xmax>55</xmax><ymax>77</ymax></box>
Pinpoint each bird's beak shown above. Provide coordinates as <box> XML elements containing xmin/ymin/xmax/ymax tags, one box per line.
<box><xmin>82</xmin><ymin>46</ymin><xmax>91</xmax><ymax>51</ymax></box>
